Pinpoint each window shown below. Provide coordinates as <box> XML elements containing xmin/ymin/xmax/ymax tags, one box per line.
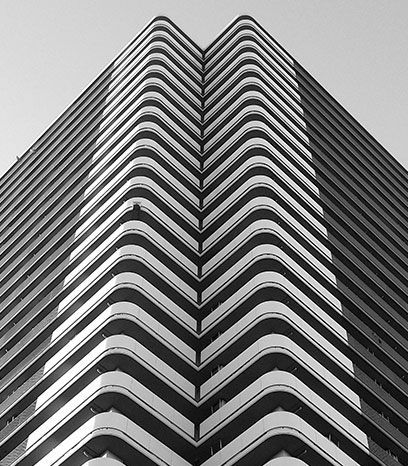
<box><xmin>210</xmin><ymin>302</ymin><xmax>223</xmax><ymax>313</ymax></box>
<box><xmin>366</xmin><ymin>346</ymin><xmax>375</xmax><ymax>356</ymax></box>
<box><xmin>210</xmin><ymin>364</ymin><xmax>224</xmax><ymax>377</ymax></box>
<box><xmin>327</xmin><ymin>432</ymin><xmax>340</xmax><ymax>447</ymax></box>
<box><xmin>5</xmin><ymin>389</ymin><xmax>16</xmax><ymax>400</ymax></box>
<box><xmin>210</xmin><ymin>439</ymin><xmax>223</xmax><ymax>456</ymax></box>
<box><xmin>387</xmin><ymin>450</ymin><xmax>399</xmax><ymax>461</ymax></box>
<box><xmin>210</xmin><ymin>331</ymin><xmax>223</xmax><ymax>343</ymax></box>
<box><xmin>6</xmin><ymin>415</ymin><xmax>16</xmax><ymax>426</ymax></box>
<box><xmin>372</xmin><ymin>332</ymin><xmax>382</xmax><ymax>344</ymax></box>
<box><xmin>211</xmin><ymin>399</ymin><xmax>226</xmax><ymax>414</ymax></box>
<box><xmin>374</xmin><ymin>378</ymin><xmax>383</xmax><ymax>389</ymax></box>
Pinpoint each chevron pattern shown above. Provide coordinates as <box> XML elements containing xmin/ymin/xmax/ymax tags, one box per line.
<box><xmin>0</xmin><ymin>15</ymin><xmax>407</xmax><ymax>466</ymax></box>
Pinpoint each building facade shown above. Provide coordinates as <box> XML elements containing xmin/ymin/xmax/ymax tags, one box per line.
<box><xmin>0</xmin><ymin>15</ymin><xmax>407</xmax><ymax>466</ymax></box>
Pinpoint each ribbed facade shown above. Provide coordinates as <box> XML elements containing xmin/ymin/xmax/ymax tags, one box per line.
<box><xmin>0</xmin><ymin>15</ymin><xmax>407</xmax><ymax>466</ymax></box>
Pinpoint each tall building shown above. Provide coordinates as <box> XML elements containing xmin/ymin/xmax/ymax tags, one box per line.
<box><xmin>0</xmin><ymin>15</ymin><xmax>407</xmax><ymax>466</ymax></box>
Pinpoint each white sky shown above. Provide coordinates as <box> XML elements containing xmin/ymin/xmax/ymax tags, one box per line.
<box><xmin>0</xmin><ymin>0</ymin><xmax>407</xmax><ymax>178</ymax></box>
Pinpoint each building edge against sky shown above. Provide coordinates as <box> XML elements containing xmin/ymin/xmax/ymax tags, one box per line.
<box><xmin>0</xmin><ymin>15</ymin><xmax>407</xmax><ymax>466</ymax></box>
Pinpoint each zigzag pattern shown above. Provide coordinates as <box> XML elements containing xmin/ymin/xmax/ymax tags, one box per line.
<box><xmin>0</xmin><ymin>15</ymin><xmax>407</xmax><ymax>466</ymax></box>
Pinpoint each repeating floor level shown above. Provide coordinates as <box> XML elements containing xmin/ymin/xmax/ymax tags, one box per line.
<box><xmin>0</xmin><ymin>15</ymin><xmax>407</xmax><ymax>466</ymax></box>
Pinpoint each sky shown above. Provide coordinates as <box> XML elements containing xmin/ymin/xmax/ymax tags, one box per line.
<box><xmin>0</xmin><ymin>0</ymin><xmax>407</xmax><ymax>178</ymax></box>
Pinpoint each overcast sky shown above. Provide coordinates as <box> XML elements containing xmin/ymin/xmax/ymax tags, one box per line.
<box><xmin>1</xmin><ymin>0</ymin><xmax>407</xmax><ymax>178</ymax></box>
